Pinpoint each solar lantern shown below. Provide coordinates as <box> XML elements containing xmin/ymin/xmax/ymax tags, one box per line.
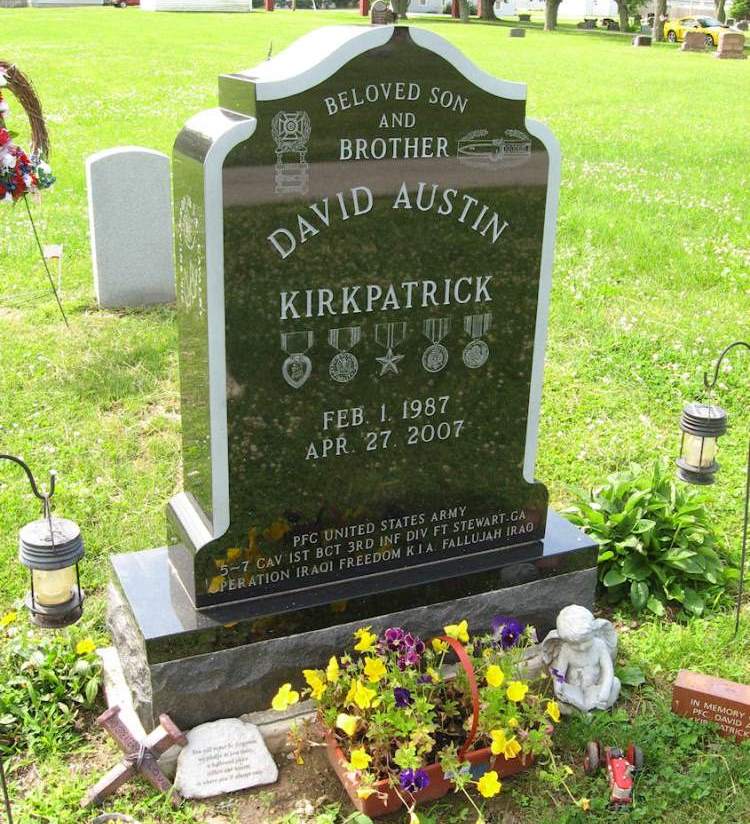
<box><xmin>676</xmin><ymin>342</ymin><xmax>749</xmax><ymax>637</ymax></box>
<box><xmin>0</xmin><ymin>454</ymin><xmax>84</xmax><ymax>628</ymax></box>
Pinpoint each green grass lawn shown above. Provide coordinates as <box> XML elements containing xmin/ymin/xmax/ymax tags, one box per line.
<box><xmin>1</xmin><ymin>8</ymin><xmax>750</xmax><ymax>824</ymax></box>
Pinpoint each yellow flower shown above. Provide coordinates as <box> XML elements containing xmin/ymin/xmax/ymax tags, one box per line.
<box><xmin>477</xmin><ymin>770</ymin><xmax>502</xmax><ymax>798</ymax></box>
<box><xmin>507</xmin><ymin>716</ymin><xmax>519</xmax><ymax>729</ymax></box>
<box><xmin>0</xmin><ymin>611</ymin><xmax>17</xmax><ymax>628</ymax></box>
<box><xmin>443</xmin><ymin>620</ymin><xmax>469</xmax><ymax>643</ymax></box>
<box><xmin>364</xmin><ymin>657</ymin><xmax>387</xmax><ymax>683</ymax></box>
<box><xmin>354</xmin><ymin>626</ymin><xmax>377</xmax><ymax>653</ymax></box>
<box><xmin>271</xmin><ymin>683</ymin><xmax>300</xmax><ymax>712</ymax></box>
<box><xmin>546</xmin><ymin>700</ymin><xmax>561</xmax><ymax>724</ymax></box>
<box><xmin>303</xmin><ymin>670</ymin><xmax>327</xmax><ymax>700</ymax></box>
<box><xmin>490</xmin><ymin>729</ymin><xmax>507</xmax><ymax>756</ymax></box>
<box><xmin>348</xmin><ymin>747</ymin><xmax>372</xmax><ymax>771</ymax></box>
<box><xmin>348</xmin><ymin>680</ymin><xmax>377</xmax><ymax>710</ymax></box>
<box><xmin>408</xmin><ymin>813</ymin><xmax>420</xmax><ymax>824</ymax></box>
<box><xmin>76</xmin><ymin>638</ymin><xmax>96</xmax><ymax>656</ymax></box>
<box><xmin>431</xmin><ymin>638</ymin><xmax>448</xmax><ymax>653</ymax></box>
<box><xmin>486</xmin><ymin>665</ymin><xmax>505</xmax><ymax>688</ymax></box>
<box><xmin>426</xmin><ymin>667</ymin><xmax>441</xmax><ymax>684</ymax></box>
<box><xmin>336</xmin><ymin>713</ymin><xmax>358</xmax><ymax>737</ymax></box>
<box><xmin>578</xmin><ymin>798</ymin><xmax>591</xmax><ymax>812</ymax></box>
<box><xmin>356</xmin><ymin>787</ymin><xmax>376</xmax><ymax>799</ymax></box>
<box><xmin>326</xmin><ymin>656</ymin><xmax>340</xmax><ymax>683</ymax></box>
<box><xmin>503</xmin><ymin>736</ymin><xmax>522</xmax><ymax>759</ymax></box>
<box><xmin>506</xmin><ymin>681</ymin><xmax>529</xmax><ymax>703</ymax></box>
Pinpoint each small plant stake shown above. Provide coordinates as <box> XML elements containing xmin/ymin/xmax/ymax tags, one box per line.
<box><xmin>81</xmin><ymin>706</ymin><xmax>187</xmax><ymax>808</ymax></box>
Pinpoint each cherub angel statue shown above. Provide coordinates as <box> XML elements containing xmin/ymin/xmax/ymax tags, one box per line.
<box><xmin>541</xmin><ymin>605</ymin><xmax>620</xmax><ymax>714</ymax></box>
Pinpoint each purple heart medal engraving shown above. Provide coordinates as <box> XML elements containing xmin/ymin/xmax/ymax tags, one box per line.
<box><xmin>281</xmin><ymin>330</ymin><xmax>313</xmax><ymax>389</ymax></box>
<box><xmin>462</xmin><ymin>312</ymin><xmax>492</xmax><ymax>369</ymax></box>
<box><xmin>421</xmin><ymin>317</ymin><xmax>451</xmax><ymax>373</ymax></box>
<box><xmin>328</xmin><ymin>326</ymin><xmax>362</xmax><ymax>383</ymax></box>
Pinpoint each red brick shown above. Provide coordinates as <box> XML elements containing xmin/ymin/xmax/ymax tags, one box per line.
<box><xmin>672</xmin><ymin>670</ymin><xmax>750</xmax><ymax>740</ymax></box>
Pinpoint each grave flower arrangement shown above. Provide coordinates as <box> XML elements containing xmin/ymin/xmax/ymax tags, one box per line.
<box><xmin>0</xmin><ymin>66</ymin><xmax>55</xmax><ymax>203</ymax></box>
<box><xmin>271</xmin><ymin>617</ymin><xmax>565</xmax><ymax>821</ymax></box>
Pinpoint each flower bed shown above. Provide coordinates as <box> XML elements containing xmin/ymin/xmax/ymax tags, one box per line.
<box><xmin>272</xmin><ymin>617</ymin><xmax>562</xmax><ymax>821</ymax></box>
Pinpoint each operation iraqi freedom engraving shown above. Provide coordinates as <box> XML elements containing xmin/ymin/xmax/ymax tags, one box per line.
<box><xmin>281</xmin><ymin>330</ymin><xmax>313</xmax><ymax>389</ymax></box>
<box><xmin>462</xmin><ymin>312</ymin><xmax>492</xmax><ymax>369</ymax></box>
<box><xmin>328</xmin><ymin>326</ymin><xmax>362</xmax><ymax>383</ymax></box>
<box><xmin>422</xmin><ymin>317</ymin><xmax>451</xmax><ymax>373</ymax></box>
<box><xmin>271</xmin><ymin>111</ymin><xmax>312</xmax><ymax>196</ymax></box>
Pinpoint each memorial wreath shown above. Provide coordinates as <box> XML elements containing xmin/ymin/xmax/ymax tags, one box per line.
<box><xmin>0</xmin><ymin>62</ymin><xmax>55</xmax><ymax>203</ymax></box>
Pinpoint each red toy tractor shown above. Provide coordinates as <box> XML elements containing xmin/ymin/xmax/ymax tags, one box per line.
<box><xmin>584</xmin><ymin>741</ymin><xmax>644</xmax><ymax>807</ymax></box>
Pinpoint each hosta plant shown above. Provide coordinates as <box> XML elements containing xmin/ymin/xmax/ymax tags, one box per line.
<box><xmin>271</xmin><ymin>618</ymin><xmax>577</xmax><ymax>822</ymax></box>
<box><xmin>565</xmin><ymin>461</ymin><xmax>735</xmax><ymax>618</ymax></box>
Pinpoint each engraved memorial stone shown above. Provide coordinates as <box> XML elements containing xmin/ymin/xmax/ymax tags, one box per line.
<box><xmin>681</xmin><ymin>30</ymin><xmax>707</xmax><ymax>51</ymax></box>
<box><xmin>174</xmin><ymin>719</ymin><xmax>278</xmax><ymax>798</ymax></box>
<box><xmin>716</xmin><ymin>31</ymin><xmax>747</xmax><ymax>59</ymax></box>
<box><xmin>108</xmin><ymin>26</ymin><xmax>598</xmax><ymax>730</ymax></box>
<box><xmin>672</xmin><ymin>670</ymin><xmax>750</xmax><ymax>740</ymax></box>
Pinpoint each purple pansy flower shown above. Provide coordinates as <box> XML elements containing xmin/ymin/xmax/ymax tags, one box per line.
<box><xmin>491</xmin><ymin>615</ymin><xmax>526</xmax><ymax>649</ymax></box>
<box><xmin>380</xmin><ymin>626</ymin><xmax>424</xmax><ymax>669</ymax></box>
<box><xmin>394</xmin><ymin>687</ymin><xmax>413</xmax><ymax>708</ymax></box>
<box><xmin>399</xmin><ymin>768</ymin><xmax>430</xmax><ymax>793</ymax></box>
<box><xmin>550</xmin><ymin>666</ymin><xmax>567</xmax><ymax>684</ymax></box>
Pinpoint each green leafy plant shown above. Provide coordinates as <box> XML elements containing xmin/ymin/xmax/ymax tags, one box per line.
<box><xmin>0</xmin><ymin>610</ymin><xmax>103</xmax><ymax>756</ymax></box>
<box><xmin>565</xmin><ymin>462</ymin><xmax>735</xmax><ymax>618</ymax></box>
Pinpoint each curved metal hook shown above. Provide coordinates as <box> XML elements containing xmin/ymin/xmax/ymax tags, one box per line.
<box><xmin>0</xmin><ymin>454</ymin><xmax>56</xmax><ymax>510</ymax></box>
<box><xmin>704</xmin><ymin>341</ymin><xmax>750</xmax><ymax>393</ymax></box>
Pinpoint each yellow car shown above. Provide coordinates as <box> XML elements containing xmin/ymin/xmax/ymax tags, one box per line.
<box><xmin>663</xmin><ymin>16</ymin><xmax>729</xmax><ymax>47</ymax></box>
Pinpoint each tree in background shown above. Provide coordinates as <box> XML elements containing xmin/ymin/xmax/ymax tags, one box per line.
<box><xmin>652</xmin><ymin>0</ymin><xmax>667</xmax><ymax>40</ymax></box>
<box><xmin>731</xmin><ymin>0</ymin><xmax>750</xmax><ymax>17</ymax></box>
<box><xmin>614</xmin><ymin>0</ymin><xmax>646</xmax><ymax>32</ymax></box>
<box><xmin>544</xmin><ymin>0</ymin><xmax>562</xmax><ymax>29</ymax></box>
<box><xmin>479</xmin><ymin>0</ymin><xmax>496</xmax><ymax>20</ymax></box>
<box><xmin>714</xmin><ymin>0</ymin><xmax>726</xmax><ymax>21</ymax></box>
<box><xmin>392</xmin><ymin>0</ymin><xmax>409</xmax><ymax>16</ymax></box>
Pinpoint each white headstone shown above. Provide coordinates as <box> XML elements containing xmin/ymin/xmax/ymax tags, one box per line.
<box><xmin>173</xmin><ymin>718</ymin><xmax>278</xmax><ymax>799</ymax></box>
<box><xmin>86</xmin><ymin>146</ymin><xmax>175</xmax><ymax>309</ymax></box>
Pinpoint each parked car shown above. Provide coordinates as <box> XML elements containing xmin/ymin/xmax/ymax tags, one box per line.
<box><xmin>111</xmin><ymin>0</ymin><xmax>139</xmax><ymax>6</ymax></box>
<box><xmin>663</xmin><ymin>16</ymin><xmax>729</xmax><ymax>46</ymax></box>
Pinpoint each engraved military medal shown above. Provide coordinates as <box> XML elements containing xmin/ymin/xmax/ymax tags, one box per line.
<box><xmin>421</xmin><ymin>317</ymin><xmax>451</xmax><ymax>373</ymax></box>
<box><xmin>462</xmin><ymin>312</ymin><xmax>492</xmax><ymax>369</ymax></box>
<box><xmin>280</xmin><ymin>330</ymin><xmax>313</xmax><ymax>389</ymax></box>
<box><xmin>328</xmin><ymin>326</ymin><xmax>362</xmax><ymax>383</ymax></box>
<box><xmin>375</xmin><ymin>321</ymin><xmax>407</xmax><ymax>375</ymax></box>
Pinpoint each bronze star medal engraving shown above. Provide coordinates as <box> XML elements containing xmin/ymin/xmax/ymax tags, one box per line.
<box><xmin>375</xmin><ymin>321</ymin><xmax>407</xmax><ymax>376</ymax></box>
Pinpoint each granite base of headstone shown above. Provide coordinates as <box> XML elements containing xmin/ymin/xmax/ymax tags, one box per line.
<box><xmin>109</xmin><ymin>513</ymin><xmax>596</xmax><ymax>731</ymax></box>
<box><xmin>633</xmin><ymin>34</ymin><xmax>652</xmax><ymax>46</ymax></box>
<box><xmin>109</xmin><ymin>25</ymin><xmax>598</xmax><ymax>733</ymax></box>
<box><xmin>510</xmin><ymin>27</ymin><xmax>525</xmax><ymax>37</ymax></box>
<box><xmin>173</xmin><ymin>719</ymin><xmax>278</xmax><ymax>799</ymax></box>
<box><xmin>681</xmin><ymin>30</ymin><xmax>707</xmax><ymax>51</ymax></box>
<box><xmin>86</xmin><ymin>147</ymin><xmax>175</xmax><ymax>309</ymax></box>
<box><xmin>716</xmin><ymin>31</ymin><xmax>747</xmax><ymax>58</ymax></box>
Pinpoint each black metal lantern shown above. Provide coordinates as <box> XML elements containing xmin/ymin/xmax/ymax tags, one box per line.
<box><xmin>20</xmin><ymin>516</ymin><xmax>84</xmax><ymax>628</ymax></box>
<box><xmin>676</xmin><ymin>402</ymin><xmax>728</xmax><ymax>485</ymax></box>
<box><xmin>0</xmin><ymin>454</ymin><xmax>84</xmax><ymax>628</ymax></box>
<box><xmin>676</xmin><ymin>341</ymin><xmax>750</xmax><ymax>638</ymax></box>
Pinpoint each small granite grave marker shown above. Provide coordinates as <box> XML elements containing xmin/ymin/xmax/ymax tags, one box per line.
<box><xmin>109</xmin><ymin>25</ymin><xmax>597</xmax><ymax>731</ymax></box>
<box><xmin>510</xmin><ymin>28</ymin><xmax>526</xmax><ymax>37</ymax></box>
<box><xmin>633</xmin><ymin>34</ymin><xmax>652</xmax><ymax>46</ymax></box>
<box><xmin>681</xmin><ymin>30</ymin><xmax>707</xmax><ymax>51</ymax></box>
<box><xmin>672</xmin><ymin>670</ymin><xmax>750</xmax><ymax>740</ymax></box>
<box><xmin>174</xmin><ymin>719</ymin><xmax>278</xmax><ymax>799</ymax></box>
<box><xmin>716</xmin><ymin>31</ymin><xmax>747</xmax><ymax>58</ymax></box>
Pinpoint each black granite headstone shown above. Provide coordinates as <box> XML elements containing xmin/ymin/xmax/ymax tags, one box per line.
<box><xmin>169</xmin><ymin>25</ymin><xmax>556</xmax><ymax>611</ymax></box>
<box><xmin>109</xmin><ymin>25</ymin><xmax>597</xmax><ymax>729</ymax></box>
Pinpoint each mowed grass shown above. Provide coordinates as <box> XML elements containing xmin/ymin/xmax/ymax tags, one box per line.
<box><xmin>1</xmin><ymin>9</ymin><xmax>749</xmax><ymax>823</ymax></box>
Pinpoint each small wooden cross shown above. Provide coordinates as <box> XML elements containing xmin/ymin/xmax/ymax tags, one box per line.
<box><xmin>81</xmin><ymin>705</ymin><xmax>187</xmax><ymax>808</ymax></box>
